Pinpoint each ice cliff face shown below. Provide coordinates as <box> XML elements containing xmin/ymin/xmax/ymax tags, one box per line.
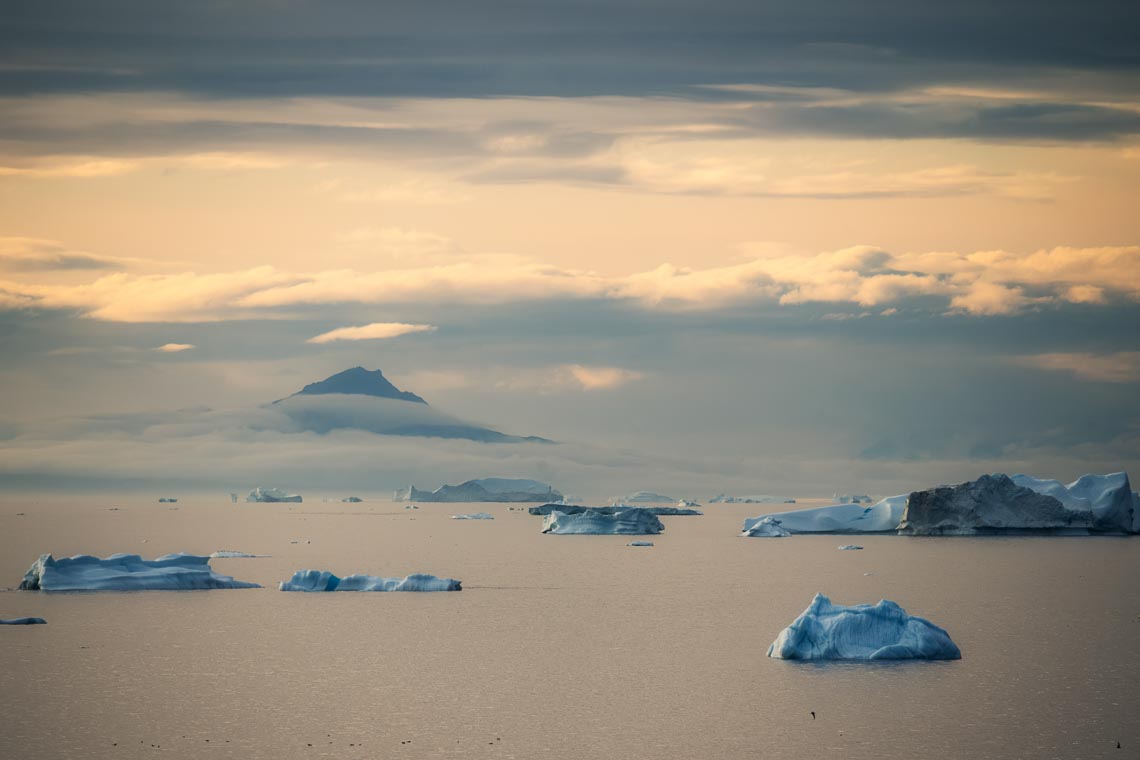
<box><xmin>541</xmin><ymin>508</ymin><xmax>665</xmax><ymax>535</ymax></box>
<box><xmin>247</xmin><ymin>487</ymin><xmax>303</xmax><ymax>503</ymax></box>
<box><xmin>395</xmin><ymin>478</ymin><xmax>562</xmax><ymax>503</ymax></box>
<box><xmin>898</xmin><ymin>474</ymin><xmax>1094</xmax><ymax>535</ymax></box>
<box><xmin>278</xmin><ymin>570</ymin><xmax>461</xmax><ymax>592</ymax></box>
<box><xmin>1010</xmin><ymin>472</ymin><xmax>1135</xmax><ymax>534</ymax></box>
<box><xmin>768</xmin><ymin>593</ymin><xmax>961</xmax><ymax>661</ymax></box>
<box><xmin>19</xmin><ymin>553</ymin><xmax>261</xmax><ymax>591</ymax></box>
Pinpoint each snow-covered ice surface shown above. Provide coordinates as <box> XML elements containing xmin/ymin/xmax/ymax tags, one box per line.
<box><xmin>278</xmin><ymin>570</ymin><xmax>461</xmax><ymax>592</ymax></box>
<box><xmin>19</xmin><ymin>553</ymin><xmax>261</xmax><ymax>592</ymax></box>
<box><xmin>0</xmin><ymin>617</ymin><xmax>46</xmax><ymax>625</ymax></box>
<box><xmin>209</xmin><ymin>550</ymin><xmax>269</xmax><ymax>558</ymax></box>
<box><xmin>451</xmin><ymin>512</ymin><xmax>494</xmax><ymax>520</ymax></box>
<box><xmin>768</xmin><ymin>593</ymin><xmax>961</xmax><ymax>661</ymax></box>
<box><xmin>542</xmin><ymin>508</ymin><xmax>664</xmax><ymax>535</ymax></box>
<box><xmin>741</xmin><ymin>516</ymin><xmax>792</xmax><ymax>537</ymax></box>
<box><xmin>744</xmin><ymin>495</ymin><xmax>907</xmax><ymax>534</ymax></box>
<box><xmin>246</xmin><ymin>487</ymin><xmax>303</xmax><ymax>503</ymax></box>
<box><xmin>1011</xmin><ymin>472</ymin><xmax>1135</xmax><ymax>533</ymax></box>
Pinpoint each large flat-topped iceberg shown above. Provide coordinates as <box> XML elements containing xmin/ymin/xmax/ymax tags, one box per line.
<box><xmin>279</xmin><ymin>570</ymin><xmax>461</xmax><ymax>592</ymax></box>
<box><xmin>542</xmin><ymin>508</ymin><xmax>664</xmax><ymax>535</ymax></box>
<box><xmin>744</xmin><ymin>495</ymin><xmax>907</xmax><ymax>535</ymax></box>
<box><xmin>528</xmin><ymin>503</ymin><xmax>702</xmax><ymax>516</ymax></box>
<box><xmin>711</xmin><ymin>494</ymin><xmax>795</xmax><ymax>504</ymax></box>
<box><xmin>394</xmin><ymin>478</ymin><xmax>562</xmax><ymax>503</ymax></box>
<box><xmin>247</xmin><ymin>487</ymin><xmax>302</xmax><ymax>503</ymax></box>
<box><xmin>768</xmin><ymin>593</ymin><xmax>961</xmax><ymax>661</ymax></box>
<box><xmin>1011</xmin><ymin>472</ymin><xmax>1135</xmax><ymax>534</ymax></box>
<box><xmin>899</xmin><ymin>474</ymin><xmax>1095</xmax><ymax>535</ymax></box>
<box><xmin>19</xmin><ymin>553</ymin><xmax>261</xmax><ymax>592</ymax></box>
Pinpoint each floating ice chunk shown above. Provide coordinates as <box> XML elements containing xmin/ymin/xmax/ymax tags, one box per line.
<box><xmin>741</xmin><ymin>516</ymin><xmax>792</xmax><ymax>537</ymax></box>
<box><xmin>451</xmin><ymin>512</ymin><xmax>494</xmax><ymax>520</ymax></box>
<box><xmin>341</xmin><ymin>496</ymin><xmax>363</xmax><ymax>503</ymax></box>
<box><xmin>614</xmin><ymin>491</ymin><xmax>675</xmax><ymax>504</ymax></box>
<box><xmin>19</xmin><ymin>553</ymin><xmax>261</xmax><ymax>592</ymax></box>
<box><xmin>279</xmin><ymin>570</ymin><xmax>461</xmax><ymax>592</ymax></box>
<box><xmin>627</xmin><ymin>541</ymin><xmax>655</xmax><ymax>547</ymax></box>
<box><xmin>1</xmin><ymin>617</ymin><xmax>46</xmax><ymax>625</ymax></box>
<box><xmin>405</xmin><ymin>504</ymin><xmax>419</xmax><ymax>510</ymax></box>
<box><xmin>158</xmin><ymin>497</ymin><xmax>178</xmax><ymax>503</ymax></box>
<box><xmin>711</xmin><ymin>494</ymin><xmax>792</xmax><ymax>504</ymax></box>
<box><xmin>838</xmin><ymin>545</ymin><xmax>864</xmax><ymax>550</ymax></box>
<box><xmin>768</xmin><ymin>593</ymin><xmax>961</xmax><ymax>661</ymax></box>
<box><xmin>542</xmin><ymin>508</ymin><xmax>664</xmax><ymax>535</ymax></box>
<box><xmin>209</xmin><ymin>550</ymin><xmax>269</xmax><ymax>558</ymax></box>
<box><xmin>529</xmin><ymin>504</ymin><xmax>701</xmax><ymax>516</ymax></box>
<box><xmin>744</xmin><ymin>495</ymin><xmax>907</xmax><ymax>534</ymax></box>
<box><xmin>677</xmin><ymin>499</ymin><xmax>700</xmax><ymax>508</ymax></box>
<box><xmin>246</xmin><ymin>487</ymin><xmax>303</xmax><ymax>503</ymax></box>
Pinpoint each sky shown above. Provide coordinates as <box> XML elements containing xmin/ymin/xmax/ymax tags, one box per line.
<box><xmin>1</xmin><ymin>0</ymin><xmax>1138</xmax><ymax>498</ymax></box>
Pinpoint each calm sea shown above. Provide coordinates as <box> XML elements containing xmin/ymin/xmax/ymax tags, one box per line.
<box><xmin>2</xmin><ymin>493</ymin><xmax>1136</xmax><ymax>759</ymax></box>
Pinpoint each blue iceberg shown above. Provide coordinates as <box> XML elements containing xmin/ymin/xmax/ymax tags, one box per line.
<box><xmin>1</xmin><ymin>617</ymin><xmax>47</xmax><ymax>625</ymax></box>
<box><xmin>768</xmin><ymin>593</ymin><xmax>961</xmax><ymax>661</ymax></box>
<box><xmin>279</xmin><ymin>570</ymin><xmax>461</xmax><ymax>592</ymax></box>
<box><xmin>19</xmin><ymin>553</ymin><xmax>261</xmax><ymax>592</ymax></box>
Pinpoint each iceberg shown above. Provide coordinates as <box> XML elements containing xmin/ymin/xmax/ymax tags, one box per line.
<box><xmin>833</xmin><ymin>494</ymin><xmax>872</xmax><ymax>504</ymax></box>
<box><xmin>615</xmin><ymin>491</ymin><xmax>675</xmax><ymax>504</ymax></box>
<box><xmin>677</xmin><ymin>499</ymin><xmax>701</xmax><ymax>508</ymax></box>
<box><xmin>529</xmin><ymin>503</ymin><xmax>701</xmax><ymax>516</ymax></box>
<box><xmin>744</xmin><ymin>495</ymin><xmax>907</xmax><ymax>535</ymax></box>
<box><xmin>209</xmin><ymin>550</ymin><xmax>269</xmax><ymax>558</ymax></box>
<box><xmin>246</xmin><ymin>487</ymin><xmax>303</xmax><ymax>503</ymax></box>
<box><xmin>838</xmin><ymin>545</ymin><xmax>864</xmax><ymax>550</ymax></box>
<box><xmin>898</xmin><ymin>474</ymin><xmax>1095</xmax><ymax>535</ymax></box>
<box><xmin>19</xmin><ymin>553</ymin><xmax>261</xmax><ymax>592</ymax></box>
<box><xmin>394</xmin><ymin>478</ymin><xmax>562</xmax><ymax>503</ymax></box>
<box><xmin>158</xmin><ymin>497</ymin><xmax>178</xmax><ymax>503</ymax></box>
<box><xmin>542</xmin><ymin>508</ymin><xmax>664</xmax><ymax>535</ymax></box>
<box><xmin>711</xmin><ymin>494</ymin><xmax>794</xmax><ymax>504</ymax></box>
<box><xmin>1010</xmin><ymin>472</ymin><xmax>1134</xmax><ymax>534</ymax></box>
<box><xmin>451</xmin><ymin>512</ymin><xmax>494</xmax><ymax>520</ymax></box>
<box><xmin>341</xmin><ymin>496</ymin><xmax>363</xmax><ymax>503</ymax></box>
<box><xmin>628</xmin><ymin>541</ymin><xmax>655</xmax><ymax>547</ymax></box>
<box><xmin>278</xmin><ymin>570</ymin><xmax>461</xmax><ymax>592</ymax></box>
<box><xmin>1</xmin><ymin>617</ymin><xmax>47</xmax><ymax>625</ymax></box>
<box><xmin>741</xmin><ymin>516</ymin><xmax>792</xmax><ymax>537</ymax></box>
<box><xmin>768</xmin><ymin>593</ymin><xmax>961</xmax><ymax>661</ymax></box>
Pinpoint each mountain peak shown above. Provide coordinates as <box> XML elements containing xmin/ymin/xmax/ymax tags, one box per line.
<box><xmin>293</xmin><ymin>367</ymin><xmax>427</xmax><ymax>404</ymax></box>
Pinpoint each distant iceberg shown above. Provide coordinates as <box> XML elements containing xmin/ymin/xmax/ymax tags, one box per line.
<box><xmin>741</xmin><ymin>516</ymin><xmax>791</xmax><ymax>537</ymax></box>
<box><xmin>341</xmin><ymin>496</ymin><xmax>363</xmax><ymax>503</ymax></box>
<box><xmin>158</xmin><ymin>497</ymin><xmax>178</xmax><ymax>503</ymax></box>
<box><xmin>529</xmin><ymin>504</ymin><xmax>701</xmax><ymax>516</ymax></box>
<box><xmin>1</xmin><ymin>617</ymin><xmax>46</xmax><ymax>625</ymax></box>
<box><xmin>19</xmin><ymin>553</ymin><xmax>261</xmax><ymax>592</ymax></box>
<box><xmin>209</xmin><ymin>550</ymin><xmax>269</xmax><ymax>558</ymax></box>
<box><xmin>900</xmin><ymin>474</ymin><xmax>1096</xmax><ymax>535</ymax></box>
<box><xmin>677</xmin><ymin>499</ymin><xmax>700</xmax><ymax>508</ymax></box>
<box><xmin>451</xmin><ymin>512</ymin><xmax>494</xmax><ymax>520</ymax></box>
<box><xmin>833</xmin><ymin>494</ymin><xmax>872</xmax><ymax>504</ymax></box>
<box><xmin>838</xmin><ymin>545</ymin><xmax>864</xmax><ymax>551</ymax></box>
<box><xmin>710</xmin><ymin>494</ymin><xmax>794</xmax><ymax>504</ymax></box>
<box><xmin>628</xmin><ymin>541</ymin><xmax>655</xmax><ymax>547</ymax></box>
<box><xmin>768</xmin><ymin>593</ymin><xmax>961</xmax><ymax>661</ymax></box>
<box><xmin>278</xmin><ymin>569</ymin><xmax>461</xmax><ymax>592</ymax></box>
<box><xmin>744</xmin><ymin>495</ymin><xmax>907</xmax><ymax>535</ymax></box>
<box><xmin>542</xmin><ymin>508</ymin><xmax>664</xmax><ymax>535</ymax></box>
<box><xmin>246</xmin><ymin>487</ymin><xmax>303</xmax><ymax>503</ymax></box>
<box><xmin>394</xmin><ymin>478</ymin><xmax>562</xmax><ymax>503</ymax></box>
<box><xmin>614</xmin><ymin>491</ymin><xmax>675</xmax><ymax>504</ymax></box>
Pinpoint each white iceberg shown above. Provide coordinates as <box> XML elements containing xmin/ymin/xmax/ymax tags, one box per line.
<box><xmin>838</xmin><ymin>545</ymin><xmax>864</xmax><ymax>550</ymax></box>
<box><xmin>209</xmin><ymin>550</ymin><xmax>269</xmax><ymax>558</ymax></box>
<box><xmin>395</xmin><ymin>478</ymin><xmax>561</xmax><ymax>503</ymax></box>
<box><xmin>529</xmin><ymin>504</ymin><xmax>701</xmax><ymax>516</ymax></box>
<box><xmin>1010</xmin><ymin>472</ymin><xmax>1135</xmax><ymax>534</ymax></box>
<box><xmin>744</xmin><ymin>495</ymin><xmax>907</xmax><ymax>535</ymax></box>
<box><xmin>1</xmin><ymin>617</ymin><xmax>47</xmax><ymax>625</ymax></box>
<box><xmin>614</xmin><ymin>491</ymin><xmax>675</xmax><ymax>504</ymax></box>
<box><xmin>19</xmin><ymin>553</ymin><xmax>261</xmax><ymax>592</ymax></box>
<box><xmin>341</xmin><ymin>496</ymin><xmax>363</xmax><ymax>503</ymax></box>
<box><xmin>451</xmin><ymin>512</ymin><xmax>494</xmax><ymax>520</ymax></box>
<box><xmin>278</xmin><ymin>569</ymin><xmax>461</xmax><ymax>592</ymax></box>
<box><xmin>246</xmin><ymin>487</ymin><xmax>303</xmax><ymax>503</ymax></box>
<box><xmin>741</xmin><ymin>516</ymin><xmax>792</xmax><ymax>537</ymax></box>
<box><xmin>711</xmin><ymin>494</ymin><xmax>796</xmax><ymax>504</ymax></box>
<box><xmin>768</xmin><ymin>593</ymin><xmax>961</xmax><ymax>661</ymax></box>
<box><xmin>542</xmin><ymin>508</ymin><xmax>664</xmax><ymax>535</ymax></box>
<box><xmin>628</xmin><ymin>541</ymin><xmax>655</xmax><ymax>547</ymax></box>
<box><xmin>677</xmin><ymin>499</ymin><xmax>700</xmax><ymax>508</ymax></box>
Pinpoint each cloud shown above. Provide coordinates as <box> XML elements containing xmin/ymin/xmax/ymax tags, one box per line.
<box><xmin>3</xmin><ymin>243</ymin><xmax>1138</xmax><ymax>322</ymax></box>
<box><xmin>153</xmin><ymin>343</ymin><xmax>195</xmax><ymax>352</ymax></box>
<box><xmin>1017</xmin><ymin>352</ymin><xmax>1140</xmax><ymax>384</ymax></box>
<box><xmin>306</xmin><ymin>322</ymin><xmax>437</xmax><ymax>344</ymax></box>
<box><xmin>0</xmin><ymin>237</ymin><xmax>131</xmax><ymax>272</ymax></box>
<box><xmin>565</xmin><ymin>365</ymin><xmax>644</xmax><ymax>390</ymax></box>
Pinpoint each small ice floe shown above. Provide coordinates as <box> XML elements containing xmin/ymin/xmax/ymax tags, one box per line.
<box><xmin>279</xmin><ymin>570</ymin><xmax>461</xmax><ymax>592</ymax></box>
<box><xmin>158</xmin><ymin>497</ymin><xmax>178</xmax><ymax>503</ymax></box>
<box><xmin>768</xmin><ymin>593</ymin><xmax>960</xmax><ymax>661</ymax></box>
<box><xmin>838</xmin><ymin>545</ymin><xmax>864</xmax><ymax>551</ymax></box>
<box><xmin>209</xmin><ymin>550</ymin><xmax>270</xmax><ymax>559</ymax></box>
<box><xmin>404</xmin><ymin>504</ymin><xmax>419</xmax><ymax>510</ymax></box>
<box><xmin>451</xmin><ymin>512</ymin><xmax>494</xmax><ymax>520</ymax></box>
<box><xmin>1</xmin><ymin>617</ymin><xmax>47</xmax><ymax>625</ymax></box>
<box><xmin>741</xmin><ymin>516</ymin><xmax>792</xmax><ymax>538</ymax></box>
<box><xmin>19</xmin><ymin>553</ymin><xmax>260</xmax><ymax>592</ymax></box>
<box><xmin>627</xmin><ymin>541</ymin><xmax>655</xmax><ymax>547</ymax></box>
<box><xmin>341</xmin><ymin>496</ymin><xmax>363</xmax><ymax>503</ymax></box>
